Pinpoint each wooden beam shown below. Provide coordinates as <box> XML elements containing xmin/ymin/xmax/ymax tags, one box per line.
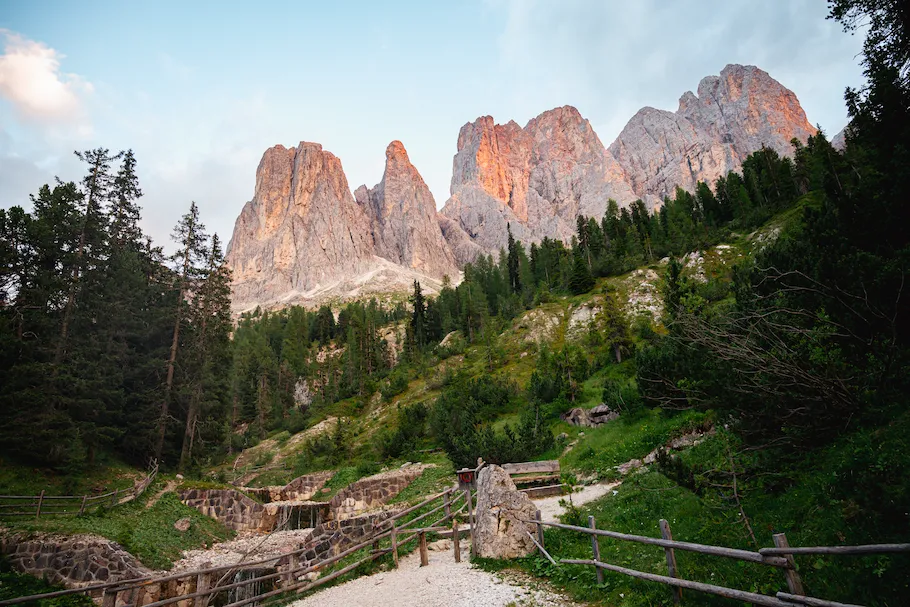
<box><xmin>502</xmin><ymin>461</ymin><xmax>560</xmax><ymax>475</ymax></box>
<box><xmin>561</xmin><ymin>559</ymin><xmax>796</xmax><ymax>607</ymax></box>
<box><xmin>760</xmin><ymin>543</ymin><xmax>910</xmax><ymax>556</ymax></box>
<box><xmin>659</xmin><ymin>519</ymin><xmax>682</xmax><ymax>605</ymax></box>
<box><xmin>419</xmin><ymin>532</ymin><xmax>429</xmax><ymax>567</ymax></box>
<box><xmin>773</xmin><ymin>533</ymin><xmax>805</xmax><ymax>596</ymax></box>
<box><xmin>776</xmin><ymin>592</ymin><xmax>865</xmax><ymax>607</ymax></box>
<box><xmin>588</xmin><ymin>517</ymin><xmax>604</xmax><ymax>585</ymax></box>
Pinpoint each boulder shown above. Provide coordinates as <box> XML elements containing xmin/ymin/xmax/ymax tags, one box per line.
<box><xmin>473</xmin><ymin>465</ymin><xmax>538</xmax><ymax>559</ymax></box>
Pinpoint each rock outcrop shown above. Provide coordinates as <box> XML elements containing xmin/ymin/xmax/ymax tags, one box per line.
<box><xmin>441</xmin><ymin>107</ymin><xmax>637</xmax><ymax>252</ymax></box>
<box><xmin>354</xmin><ymin>141</ymin><xmax>458</xmax><ymax>279</ymax></box>
<box><xmin>227</xmin><ymin>142</ymin><xmax>461</xmax><ymax>312</ymax></box>
<box><xmin>226</xmin><ymin>64</ymin><xmax>818</xmax><ymax>310</ymax></box>
<box><xmin>441</xmin><ymin>65</ymin><xmax>816</xmax><ymax>254</ymax></box>
<box><xmin>226</xmin><ymin>143</ymin><xmax>377</xmax><ymax>311</ymax></box>
<box><xmin>609</xmin><ymin>64</ymin><xmax>817</xmax><ymax>204</ymax></box>
<box><xmin>473</xmin><ymin>465</ymin><xmax>538</xmax><ymax>559</ymax></box>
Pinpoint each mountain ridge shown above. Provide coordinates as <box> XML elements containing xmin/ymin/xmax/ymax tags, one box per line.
<box><xmin>227</xmin><ymin>63</ymin><xmax>817</xmax><ymax>311</ymax></box>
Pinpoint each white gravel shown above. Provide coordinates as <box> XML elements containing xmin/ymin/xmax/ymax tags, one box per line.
<box><xmin>171</xmin><ymin>529</ymin><xmax>314</xmax><ymax>571</ymax></box>
<box><xmin>289</xmin><ymin>545</ymin><xmax>575</xmax><ymax>607</ymax></box>
<box><xmin>532</xmin><ymin>481</ymin><xmax>621</xmax><ymax>522</ymax></box>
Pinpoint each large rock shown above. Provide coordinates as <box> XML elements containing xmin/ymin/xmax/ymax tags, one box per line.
<box><xmin>354</xmin><ymin>141</ymin><xmax>458</xmax><ymax>279</ymax></box>
<box><xmin>609</xmin><ymin>64</ymin><xmax>816</xmax><ymax>205</ymax></box>
<box><xmin>226</xmin><ymin>142</ymin><xmax>461</xmax><ymax>312</ymax></box>
<box><xmin>226</xmin><ymin>142</ymin><xmax>377</xmax><ymax>312</ymax></box>
<box><xmin>474</xmin><ymin>465</ymin><xmax>538</xmax><ymax>559</ymax></box>
<box><xmin>441</xmin><ymin>107</ymin><xmax>637</xmax><ymax>253</ymax></box>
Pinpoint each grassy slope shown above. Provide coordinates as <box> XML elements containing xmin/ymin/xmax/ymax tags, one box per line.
<box><xmin>1</xmin><ymin>473</ymin><xmax>233</xmax><ymax>571</ymax></box>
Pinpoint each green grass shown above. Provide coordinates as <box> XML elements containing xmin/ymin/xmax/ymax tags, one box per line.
<box><xmin>6</xmin><ymin>479</ymin><xmax>233</xmax><ymax>570</ymax></box>
<box><xmin>560</xmin><ymin>408</ymin><xmax>712</xmax><ymax>477</ymax></box>
<box><xmin>388</xmin><ymin>454</ymin><xmax>455</xmax><ymax>504</ymax></box>
<box><xmin>0</xmin><ymin>456</ymin><xmax>144</xmax><ymax>497</ymax></box>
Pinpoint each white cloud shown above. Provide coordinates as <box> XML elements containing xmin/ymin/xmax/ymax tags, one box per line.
<box><xmin>495</xmin><ymin>0</ymin><xmax>865</xmax><ymax>142</ymax></box>
<box><xmin>0</xmin><ymin>29</ymin><xmax>93</xmax><ymax>124</ymax></box>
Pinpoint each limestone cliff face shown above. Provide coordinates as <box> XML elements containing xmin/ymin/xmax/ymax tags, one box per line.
<box><xmin>609</xmin><ymin>64</ymin><xmax>817</xmax><ymax>203</ymax></box>
<box><xmin>226</xmin><ymin>142</ymin><xmax>376</xmax><ymax>310</ymax></box>
<box><xmin>441</xmin><ymin>65</ymin><xmax>816</xmax><ymax>254</ymax></box>
<box><xmin>442</xmin><ymin>106</ymin><xmax>636</xmax><ymax>252</ymax></box>
<box><xmin>354</xmin><ymin>141</ymin><xmax>458</xmax><ymax>279</ymax></box>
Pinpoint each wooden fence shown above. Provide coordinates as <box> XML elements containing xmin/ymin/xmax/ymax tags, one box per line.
<box><xmin>528</xmin><ymin>515</ymin><xmax>910</xmax><ymax>607</ymax></box>
<box><xmin>0</xmin><ymin>484</ymin><xmax>472</xmax><ymax>607</ymax></box>
<box><xmin>0</xmin><ymin>462</ymin><xmax>159</xmax><ymax>519</ymax></box>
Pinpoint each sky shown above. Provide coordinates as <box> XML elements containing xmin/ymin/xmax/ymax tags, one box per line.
<box><xmin>0</xmin><ymin>0</ymin><xmax>865</xmax><ymax>250</ymax></box>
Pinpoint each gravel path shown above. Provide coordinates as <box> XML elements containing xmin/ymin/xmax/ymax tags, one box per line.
<box><xmin>289</xmin><ymin>543</ymin><xmax>575</xmax><ymax>607</ymax></box>
<box><xmin>532</xmin><ymin>481</ymin><xmax>621</xmax><ymax>522</ymax></box>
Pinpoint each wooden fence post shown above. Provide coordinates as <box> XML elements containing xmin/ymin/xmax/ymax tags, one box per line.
<box><xmin>390</xmin><ymin>523</ymin><xmax>399</xmax><ymax>568</ymax></box>
<box><xmin>196</xmin><ymin>571</ymin><xmax>211</xmax><ymax>607</ymax></box>
<box><xmin>79</xmin><ymin>495</ymin><xmax>88</xmax><ymax>516</ymax></box>
<box><xmin>111</xmin><ymin>489</ymin><xmax>118</xmax><ymax>508</ymax></box>
<box><xmin>588</xmin><ymin>516</ymin><xmax>604</xmax><ymax>585</ymax></box>
<box><xmin>535</xmin><ymin>510</ymin><xmax>545</xmax><ymax>555</ymax></box>
<box><xmin>101</xmin><ymin>588</ymin><xmax>117</xmax><ymax>607</ymax></box>
<box><xmin>419</xmin><ymin>531</ymin><xmax>429</xmax><ymax>567</ymax></box>
<box><xmin>35</xmin><ymin>490</ymin><xmax>45</xmax><ymax>519</ymax></box>
<box><xmin>773</xmin><ymin>533</ymin><xmax>805</xmax><ymax>596</ymax></box>
<box><xmin>659</xmin><ymin>519</ymin><xmax>682</xmax><ymax>605</ymax></box>
<box><xmin>443</xmin><ymin>492</ymin><xmax>451</xmax><ymax>520</ymax></box>
<box><xmin>466</xmin><ymin>489</ymin><xmax>476</xmax><ymax>558</ymax></box>
<box><xmin>452</xmin><ymin>519</ymin><xmax>461</xmax><ymax>563</ymax></box>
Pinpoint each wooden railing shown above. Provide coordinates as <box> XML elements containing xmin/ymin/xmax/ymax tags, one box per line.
<box><xmin>0</xmin><ymin>484</ymin><xmax>470</xmax><ymax>607</ymax></box>
<box><xmin>0</xmin><ymin>462</ymin><xmax>159</xmax><ymax>519</ymax></box>
<box><xmin>528</xmin><ymin>515</ymin><xmax>910</xmax><ymax>607</ymax></box>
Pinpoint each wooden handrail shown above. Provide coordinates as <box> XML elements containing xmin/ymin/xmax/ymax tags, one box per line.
<box><xmin>759</xmin><ymin>543</ymin><xmax>910</xmax><ymax>556</ymax></box>
<box><xmin>527</xmin><ymin>518</ymin><xmax>790</xmax><ymax>567</ymax></box>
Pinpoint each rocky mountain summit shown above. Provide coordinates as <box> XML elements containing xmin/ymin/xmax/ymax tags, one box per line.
<box><xmin>609</xmin><ymin>64</ymin><xmax>817</xmax><ymax>204</ymax></box>
<box><xmin>227</xmin><ymin>64</ymin><xmax>818</xmax><ymax>310</ymax></box>
<box><xmin>226</xmin><ymin>141</ymin><xmax>456</xmax><ymax>312</ymax></box>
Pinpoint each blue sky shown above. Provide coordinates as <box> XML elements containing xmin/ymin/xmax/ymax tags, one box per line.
<box><xmin>1</xmin><ymin>1</ymin><xmax>865</xmax><ymax>249</ymax></box>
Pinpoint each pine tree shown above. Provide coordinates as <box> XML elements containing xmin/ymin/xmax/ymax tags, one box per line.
<box><xmin>568</xmin><ymin>248</ymin><xmax>594</xmax><ymax>295</ymax></box>
<box><xmin>506</xmin><ymin>223</ymin><xmax>522</xmax><ymax>294</ymax></box>
<box><xmin>156</xmin><ymin>202</ymin><xmax>209</xmax><ymax>462</ymax></box>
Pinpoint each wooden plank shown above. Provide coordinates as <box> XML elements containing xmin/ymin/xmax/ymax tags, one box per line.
<box><xmin>535</xmin><ymin>510</ymin><xmax>545</xmax><ymax>555</ymax></box>
<box><xmin>660</xmin><ymin>519</ymin><xmax>682</xmax><ymax>605</ymax></box>
<box><xmin>519</xmin><ymin>484</ymin><xmax>565</xmax><ymax>498</ymax></box>
<box><xmin>452</xmin><ymin>520</ymin><xmax>461</xmax><ymax>563</ymax></box>
<box><xmin>390</xmin><ymin>524</ymin><xmax>399</xmax><ymax>568</ymax></box>
<box><xmin>35</xmin><ymin>490</ymin><xmax>44</xmax><ymax>519</ymax></box>
<box><xmin>419</xmin><ymin>532</ymin><xmax>429</xmax><ymax>567</ymax></box>
<box><xmin>773</xmin><ymin>533</ymin><xmax>806</xmax><ymax>596</ymax></box>
<box><xmin>511</xmin><ymin>474</ymin><xmax>560</xmax><ymax>485</ymax></box>
<box><xmin>776</xmin><ymin>592</ymin><xmax>865</xmax><ymax>607</ymax></box>
<box><xmin>532</xmin><ymin>519</ymin><xmax>790</xmax><ymax>567</ymax></box>
<box><xmin>760</xmin><ymin>543</ymin><xmax>910</xmax><ymax>556</ymax></box>
<box><xmin>502</xmin><ymin>461</ymin><xmax>560</xmax><ymax>475</ymax></box>
<box><xmin>561</xmin><ymin>559</ymin><xmax>795</xmax><ymax>607</ymax></box>
<box><xmin>588</xmin><ymin>517</ymin><xmax>604</xmax><ymax>585</ymax></box>
<box><xmin>466</xmin><ymin>489</ymin><xmax>476</xmax><ymax>558</ymax></box>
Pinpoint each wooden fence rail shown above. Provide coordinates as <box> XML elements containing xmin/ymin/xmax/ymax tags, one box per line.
<box><xmin>0</xmin><ymin>483</ymin><xmax>470</xmax><ymax>607</ymax></box>
<box><xmin>0</xmin><ymin>463</ymin><xmax>159</xmax><ymax>519</ymax></box>
<box><xmin>528</xmin><ymin>515</ymin><xmax>909</xmax><ymax>607</ymax></box>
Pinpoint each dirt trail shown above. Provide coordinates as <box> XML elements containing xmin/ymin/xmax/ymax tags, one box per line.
<box><xmin>289</xmin><ymin>543</ymin><xmax>577</xmax><ymax>607</ymax></box>
<box><xmin>145</xmin><ymin>480</ymin><xmax>178</xmax><ymax>510</ymax></box>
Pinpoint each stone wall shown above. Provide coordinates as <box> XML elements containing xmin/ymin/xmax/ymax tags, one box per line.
<box><xmin>240</xmin><ymin>471</ymin><xmax>333</xmax><ymax>503</ymax></box>
<box><xmin>277</xmin><ymin>510</ymin><xmax>397</xmax><ymax>583</ymax></box>
<box><xmin>0</xmin><ymin>533</ymin><xmax>152</xmax><ymax>587</ymax></box>
<box><xmin>179</xmin><ymin>489</ymin><xmax>274</xmax><ymax>533</ymax></box>
<box><xmin>328</xmin><ymin>468</ymin><xmax>423</xmax><ymax>520</ymax></box>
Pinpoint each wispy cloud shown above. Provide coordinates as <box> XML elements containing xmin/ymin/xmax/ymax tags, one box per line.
<box><xmin>0</xmin><ymin>30</ymin><xmax>93</xmax><ymax>128</ymax></box>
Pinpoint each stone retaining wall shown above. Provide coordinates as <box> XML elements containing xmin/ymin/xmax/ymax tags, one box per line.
<box><xmin>277</xmin><ymin>509</ymin><xmax>397</xmax><ymax>582</ymax></box>
<box><xmin>179</xmin><ymin>489</ymin><xmax>274</xmax><ymax>532</ymax></box>
<box><xmin>240</xmin><ymin>471</ymin><xmax>334</xmax><ymax>503</ymax></box>
<box><xmin>0</xmin><ymin>533</ymin><xmax>152</xmax><ymax>587</ymax></box>
<box><xmin>328</xmin><ymin>469</ymin><xmax>423</xmax><ymax>520</ymax></box>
